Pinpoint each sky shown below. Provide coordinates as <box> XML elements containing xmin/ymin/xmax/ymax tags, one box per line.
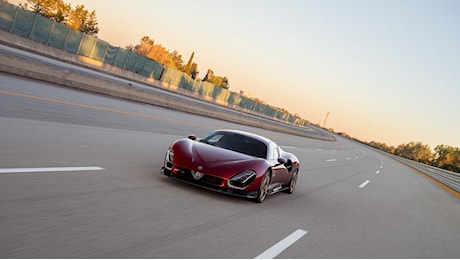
<box><xmin>10</xmin><ymin>0</ymin><xmax>460</xmax><ymax>149</ymax></box>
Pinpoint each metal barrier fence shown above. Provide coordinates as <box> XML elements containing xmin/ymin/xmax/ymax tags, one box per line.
<box><xmin>365</xmin><ymin>143</ymin><xmax>460</xmax><ymax>194</ymax></box>
<box><xmin>0</xmin><ymin>0</ymin><xmax>307</xmax><ymax>126</ymax></box>
<box><xmin>392</xmin><ymin>155</ymin><xmax>460</xmax><ymax>194</ymax></box>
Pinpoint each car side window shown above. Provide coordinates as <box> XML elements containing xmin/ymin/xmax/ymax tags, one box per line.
<box><xmin>201</xmin><ymin>134</ymin><xmax>224</xmax><ymax>146</ymax></box>
<box><xmin>274</xmin><ymin>145</ymin><xmax>280</xmax><ymax>160</ymax></box>
<box><xmin>207</xmin><ymin>134</ymin><xmax>223</xmax><ymax>143</ymax></box>
<box><xmin>267</xmin><ymin>142</ymin><xmax>280</xmax><ymax>161</ymax></box>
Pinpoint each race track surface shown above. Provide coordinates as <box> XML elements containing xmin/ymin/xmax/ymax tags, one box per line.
<box><xmin>1</xmin><ymin>73</ymin><xmax>459</xmax><ymax>258</ymax></box>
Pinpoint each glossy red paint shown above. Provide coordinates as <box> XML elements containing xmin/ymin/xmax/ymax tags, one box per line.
<box><xmin>161</xmin><ymin>129</ymin><xmax>300</xmax><ymax>202</ymax></box>
<box><xmin>170</xmin><ymin>139</ymin><xmax>269</xmax><ymax>189</ymax></box>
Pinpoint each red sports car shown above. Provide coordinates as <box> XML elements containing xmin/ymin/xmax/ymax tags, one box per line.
<box><xmin>161</xmin><ymin>129</ymin><xmax>300</xmax><ymax>203</ymax></box>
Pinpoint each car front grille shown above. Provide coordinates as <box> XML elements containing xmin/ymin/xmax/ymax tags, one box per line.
<box><xmin>174</xmin><ymin>167</ymin><xmax>224</xmax><ymax>186</ymax></box>
<box><xmin>166</xmin><ymin>167</ymin><xmax>257</xmax><ymax>199</ymax></box>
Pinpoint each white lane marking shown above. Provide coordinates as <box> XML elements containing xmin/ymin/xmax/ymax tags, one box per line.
<box><xmin>380</xmin><ymin>166</ymin><xmax>383</xmax><ymax>168</ymax></box>
<box><xmin>376</xmin><ymin>170</ymin><xmax>380</xmax><ymax>174</ymax></box>
<box><xmin>326</xmin><ymin>159</ymin><xmax>336</xmax><ymax>162</ymax></box>
<box><xmin>281</xmin><ymin>146</ymin><xmax>297</xmax><ymax>149</ymax></box>
<box><xmin>255</xmin><ymin>229</ymin><xmax>308</xmax><ymax>259</ymax></box>
<box><xmin>315</xmin><ymin>148</ymin><xmax>323</xmax><ymax>151</ymax></box>
<box><xmin>359</xmin><ymin>180</ymin><xmax>371</xmax><ymax>188</ymax></box>
<box><xmin>346</xmin><ymin>157</ymin><xmax>351</xmax><ymax>160</ymax></box>
<box><xmin>0</xmin><ymin>167</ymin><xmax>105</xmax><ymax>174</ymax></box>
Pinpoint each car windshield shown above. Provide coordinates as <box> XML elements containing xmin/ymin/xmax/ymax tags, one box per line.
<box><xmin>200</xmin><ymin>132</ymin><xmax>267</xmax><ymax>159</ymax></box>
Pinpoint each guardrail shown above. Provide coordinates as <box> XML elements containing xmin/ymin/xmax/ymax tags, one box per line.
<box><xmin>392</xmin><ymin>156</ymin><xmax>460</xmax><ymax>193</ymax></box>
<box><xmin>359</xmin><ymin>143</ymin><xmax>460</xmax><ymax>195</ymax></box>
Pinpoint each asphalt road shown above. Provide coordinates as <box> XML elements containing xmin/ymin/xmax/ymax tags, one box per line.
<box><xmin>1</xmin><ymin>73</ymin><xmax>460</xmax><ymax>258</ymax></box>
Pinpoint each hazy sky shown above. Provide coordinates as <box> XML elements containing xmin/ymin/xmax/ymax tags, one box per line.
<box><xmin>10</xmin><ymin>0</ymin><xmax>460</xmax><ymax>149</ymax></box>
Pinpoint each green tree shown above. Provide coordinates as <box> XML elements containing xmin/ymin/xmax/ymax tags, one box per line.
<box><xmin>368</xmin><ymin>141</ymin><xmax>395</xmax><ymax>154</ymax></box>
<box><xmin>184</xmin><ymin>52</ymin><xmax>195</xmax><ymax>75</ymax></box>
<box><xmin>23</xmin><ymin>0</ymin><xmax>98</xmax><ymax>36</ymax></box>
<box><xmin>202</xmin><ymin>69</ymin><xmax>229</xmax><ymax>88</ymax></box>
<box><xmin>170</xmin><ymin>50</ymin><xmax>184</xmax><ymax>71</ymax></box>
<box><xmin>433</xmin><ymin>145</ymin><xmax>460</xmax><ymax>172</ymax></box>
<box><xmin>78</xmin><ymin>8</ymin><xmax>98</xmax><ymax>35</ymax></box>
<box><xmin>67</xmin><ymin>4</ymin><xmax>99</xmax><ymax>35</ymax></box>
<box><xmin>190</xmin><ymin>62</ymin><xmax>199</xmax><ymax>79</ymax></box>
<box><xmin>24</xmin><ymin>0</ymin><xmax>70</xmax><ymax>22</ymax></box>
<box><xmin>134</xmin><ymin>36</ymin><xmax>154</xmax><ymax>56</ymax></box>
<box><xmin>395</xmin><ymin>142</ymin><xmax>432</xmax><ymax>164</ymax></box>
<box><xmin>132</xmin><ymin>36</ymin><xmax>177</xmax><ymax>69</ymax></box>
<box><xmin>202</xmin><ymin>69</ymin><xmax>212</xmax><ymax>82</ymax></box>
<box><xmin>220</xmin><ymin>77</ymin><xmax>229</xmax><ymax>89</ymax></box>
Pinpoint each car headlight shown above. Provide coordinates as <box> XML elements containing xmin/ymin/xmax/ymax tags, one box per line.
<box><xmin>164</xmin><ymin>148</ymin><xmax>174</xmax><ymax>169</ymax></box>
<box><xmin>166</xmin><ymin>148</ymin><xmax>174</xmax><ymax>162</ymax></box>
<box><xmin>227</xmin><ymin>170</ymin><xmax>256</xmax><ymax>190</ymax></box>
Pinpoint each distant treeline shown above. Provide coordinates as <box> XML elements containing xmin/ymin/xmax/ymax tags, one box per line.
<box><xmin>17</xmin><ymin>0</ymin><xmax>229</xmax><ymax>88</ymax></box>
<box><xmin>17</xmin><ymin>0</ymin><xmax>98</xmax><ymax>35</ymax></box>
<box><xmin>126</xmin><ymin>36</ymin><xmax>229</xmax><ymax>89</ymax></box>
<box><xmin>338</xmin><ymin>132</ymin><xmax>460</xmax><ymax>173</ymax></box>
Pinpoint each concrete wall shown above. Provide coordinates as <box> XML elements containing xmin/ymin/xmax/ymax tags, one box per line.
<box><xmin>0</xmin><ymin>29</ymin><xmax>333</xmax><ymax>140</ymax></box>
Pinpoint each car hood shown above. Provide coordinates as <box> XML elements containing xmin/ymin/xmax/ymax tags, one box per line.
<box><xmin>172</xmin><ymin>139</ymin><xmax>265</xmax><ymax>178</ymax></box>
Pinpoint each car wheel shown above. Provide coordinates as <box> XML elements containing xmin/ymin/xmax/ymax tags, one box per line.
<box><xmin>285</xmin><ymin>169</ymin><xmax>298</xmax><ymax>194</ymax></box>
<box><xmin>255</xmin><ymin>171</ymin><xmax>271</xmax><ymax>203</ymax></box>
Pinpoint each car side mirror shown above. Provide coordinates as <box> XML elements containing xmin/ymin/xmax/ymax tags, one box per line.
<box><xmin>188</xmin><ymin>134</ymin><xmax>197</xmax><ymax>140</ymax></box>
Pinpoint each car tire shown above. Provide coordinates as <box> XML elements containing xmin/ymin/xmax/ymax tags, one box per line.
<box><xmin>255</xmin><ymin>170</ymin><xmax>271</xmax><ymax>203</ymax></box>
<box><xmin>285</xmin><ymin>169</ymin><xmax>298</xmax><ymax>194</ymax></box>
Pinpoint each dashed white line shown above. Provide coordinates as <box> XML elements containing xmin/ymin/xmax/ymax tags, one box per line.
<box><xmin>255</xmin><ymin>229</ymin><xmax>308</xmax><ymax>259</ymax></box>
<box><xmin>376</xmin><ymin>170</ymin><xmax>380</xmax><ymax>174</ymax></box>
<box><xmin>359</xmin><ymin>180</ymin><xmax>371</xmax><ymax>188</ymax></box>
<box><xmin>0</xmin><ymin>167</ymin><xmax>105</xmax><ymax>174</ymax></box>
<box><xmin>281</xmin><ymin>146</ymin><xmax>297</xmax><ymax>149</ymax></box>
<box><xmin>326</xmin><ymin>159</ymin><xmax>337</xmax><ymax>162</ymax></box>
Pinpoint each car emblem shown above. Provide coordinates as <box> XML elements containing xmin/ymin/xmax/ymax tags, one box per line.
<box><xmin>197</xmin><ymin>166</ymin><xmax>203</xmax><ymax>171</ymax></box>
<box><xmin>191</xmin><ymin>170</ymin><xmax>204</xmax><ymax>180</ymax></box>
